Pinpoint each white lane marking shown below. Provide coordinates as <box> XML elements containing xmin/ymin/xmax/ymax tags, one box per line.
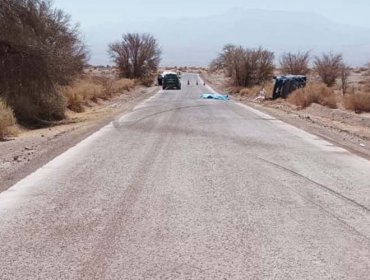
<box><xmin>133</xmin><ymin>89</ymin><xmax>164</xmax><ymax>111</ymax></box>
<box><xmin>0</xmin><ymin>123</ymin><xmax>113</xmax><ymax>211</ymax></box>
<box><xmin>235</xmin><ymin>102</ymin><xmax>345</xmax><ymax>153</ymax></box>
<box><xmin>204</xmin><ymin>81</ymin><xmax>369</xmax><ymax>160</ymax></box>
<box><xmin>0</xmin><ymin>88</ymin><xmax>163</xmax><ymax>210</ymax></box>
<box><xmin>198</xmin><ymin>75</ymin><xmax>217</xmax><ymax>93</ymax></box>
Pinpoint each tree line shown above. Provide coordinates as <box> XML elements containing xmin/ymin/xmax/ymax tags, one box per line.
<box><xmin>0</xmin><ymin>0</ymin><xmax>161</xmax><ymax>125</ymax></box>
<box><xmin>211</xmin><ymin>45</ymin><xmax>350</xmax><ymax>93</ymax></box>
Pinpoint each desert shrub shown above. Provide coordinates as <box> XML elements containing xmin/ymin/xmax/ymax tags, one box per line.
<box><xmin>280</xmin><ymin>51</ymin><xmax>310</xmax><ymax>75</ymax></box>
<box><xmin>139</xmin><ymin>75</ymin><xmax>155</xmax><ymax>87</ymax></box>
<box><xmin>109</xmin><ymin>33</ymin><xmax>161</xmax><ymax>86</ymax></box>
<box><xmin>314</xmin><ymin>53</ymin><xmax>343</xmax><ymax>87</ymax></box>
<box><xmin>239</xmin><ymin>88</ymin><xmax>253</xmax><ymax>96</ymax></box>
<box><xmin>61</xmin><ymin>79</ymin><xmax>104</xmax><ymax>112</ymax></box>
<box><xmin>61</xmin><ymin>77</ymin><xmax>136</xmax><ymax>112</ymax></box>
<box><xmin>100</xmin><ymin>77</ymin><xmax>136</xmax><ymax>98</ymax></box>
<box><xmin>112</xmin><ymin>79</ymin><xmax>136</xmax><ymax>92</ymax></box>
<box><xmin>340</xmin><ymin>65</ymin><xmax>351</xmax><ymax>95</ymax></box>
<box><xmin>0</xmin><ymin>0</ymin><xmax>88</xmax><ymax>124</ymax></box>
<box><xmin>0</xmin><ymin>98</ymin><xmax>17</xmax><ymax>140</ymax></box>
<box><xmin>239</xmin><ymin>86</ymin><xmax>261</xmax><ymax>97</ymax></box>
<box><xmin>211</xmin><ymin>45</ymin><xmax>274</xmax><ymax>87</ymax></box>
<box><xmin>288</xmin><ymin>84</ymin><xmax>337</xmax><ymax>109</ymax></box>
<box><xmin>239</xmin><ymin>82</ymin><xmax>274</xmax><ymax>98</ymax></box>
<box><xmin>343</xmin><ymin>92</ymin><xmax>370</xmax><ymax>113</ymax></box>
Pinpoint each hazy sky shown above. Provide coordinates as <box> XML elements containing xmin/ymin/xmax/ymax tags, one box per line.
<box><xmin>53</xmin><ymin>0</ymin><xmax>370</xmax><ymax>65</ymax></box>
<box><xmin>55</xmin><ymin>0</ymin><xmax>370</xmax><ymax>27</ymax></box>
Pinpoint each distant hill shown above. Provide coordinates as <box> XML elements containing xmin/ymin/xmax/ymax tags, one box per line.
<box><xmin>86</xmin><ymin>8</ymin><xmax>370</xmax><ymax>66</ymax></box>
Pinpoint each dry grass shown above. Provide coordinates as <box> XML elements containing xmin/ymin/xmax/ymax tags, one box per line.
<box><xmin>0</xmin><ymin>98</ymin><xmax>17</xmax><ymax>140</ymax></box>
<box><xmin>61</xmin><ymin>77</ymin><xmax>136</xmax><ymax>113</ymax></box>
<box><xmin>343</xmin><ymin>92</ymin><xmax>370</xmax><ymax>113</ymax></box>
<box><xmin>61</xmin><ymin>79</ymin><xmax>104</xmax><ymax>112</ymax></box>
<box><xmin>239</xmin><ymin>82</ymin><xmax>274</xmax><ymax>98</ymax></box>
<box><xmin>103</xmin><ymin>78</ymin><xmax>136</xmax><ymax>98</ymax></box>
<box><xmin>288</xmin><ymin>84</ymin><xmax>337</xmax><ymax>109</ymax></box>
<box><xmin>239</xmin><ymin>88</ymin><xmax>254</xmax><ymax>96</ymax></box>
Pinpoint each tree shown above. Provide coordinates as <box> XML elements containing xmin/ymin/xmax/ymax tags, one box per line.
<box><xmin>314</xmin><ymin>53</ymin><xmax>343</xmax><ymax>87</ymax></box>
<box><xmin>340</xmin><ymin>65</ymin><xmax>351</xmax><ymax>95</ymax></box>
<box><xmin>108</xmin><ymin>33</ymin><xmax>161</xmax><ymax>85</ymax></box>
<box><xmin>280</xmin><ymin>51</ymin><xmax>310</xmax><ymax>75</ymax></box>
<box><xmin>211</xmin><ymin>45</ymin><xmax>274</xmax><ymax>87</ymax></box>
<box><xmin>0</xmin><ymin>0</ymin><xmax>88</xmax><ymax>124</ymax></box>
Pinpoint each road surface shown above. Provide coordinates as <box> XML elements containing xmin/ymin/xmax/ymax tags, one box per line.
<box><xmin>1</xmin><ymin>73</ymin><xmax>370</xmax><ymax>279</ymax></box>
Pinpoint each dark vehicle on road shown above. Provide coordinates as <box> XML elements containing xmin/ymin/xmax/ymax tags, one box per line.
<box><xmin>272</xmin><ymin>75</ymin><xmax>307</xmax><ymax>99</ymax></box>
<box><xmin>163</xmin><ymin>73</ymin><xmax>181</xmax><ymax>90</ymax></box>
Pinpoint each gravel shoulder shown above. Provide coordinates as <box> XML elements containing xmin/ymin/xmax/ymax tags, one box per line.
<box><xmin>201</xmin><ymin>71</ymin><xmax>370</xmax><ymax>160</ymax></box>
<box><xmin>0</xmin><ymin>86</ymin><xmax>159</xmax><ymax>192</ymax></box>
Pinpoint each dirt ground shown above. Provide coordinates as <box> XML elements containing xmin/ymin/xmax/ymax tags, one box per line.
<box><xmin>201</xmin><ymin>70</ymin><xmax>370</xmax><ymax>160</ymax></box>
<box><xmin>0</xmin><ymin>86</ymin><xmax>159</xmax><ymax>192</ymax></box>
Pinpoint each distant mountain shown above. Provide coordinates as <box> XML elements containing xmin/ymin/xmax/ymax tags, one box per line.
<box><xmin>86</xmin><ymin>8</ymin><xmax>370</xmax><ymax>66</ymax></box>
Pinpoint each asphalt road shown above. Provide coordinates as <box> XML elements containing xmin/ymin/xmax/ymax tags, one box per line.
<box><xmin>1</xmin><ymin>73</ymin><xmax>370</xmax><ymax>279</ymax></box>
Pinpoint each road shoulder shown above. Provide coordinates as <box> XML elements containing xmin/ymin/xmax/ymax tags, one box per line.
<box><xmin>201</xmin><ymin>71</ymin><xmax>370</xmax><ymax>160</ymax></box>
<box><xmin>0</xmin><ymin>86</ymin><xmax>159</xmax><ymax>193</ymax></box>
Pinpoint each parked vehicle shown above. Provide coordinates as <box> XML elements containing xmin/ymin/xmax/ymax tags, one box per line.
<box><xmin>272</xmin><ymin>75</ymin><xmax>307</xmax><ymax>99</ymax></box>
<box><xmin>162</xmin><ymin>73</ymin><xmax>181</xmax><ymax>90</ymax></box>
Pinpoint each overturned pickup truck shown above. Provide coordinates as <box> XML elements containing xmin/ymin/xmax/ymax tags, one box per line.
<box><xmin>272</xmin><ymin>75</ymin><xmax>307</xmax><ymax>99</ymax></box>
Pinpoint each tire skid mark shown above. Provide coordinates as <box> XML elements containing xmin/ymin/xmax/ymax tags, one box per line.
<box><xmin>77</xmin><ymin>102</ymin><xmax>181</xmax><ymax>279</ymax></box>
<box><xmin>113</xmin><ymin>104</ymin><xmax>209</xmax><ymax>130</ymax></box>
<box><xmin>257</xmin><ymin>156</ymin><xmax>370</xmax><ymax>242</ymax></box>
<box><xmin>257</xmin><ymin>156</ymin><xmax>370</xmax><ymax>213</ymax></box>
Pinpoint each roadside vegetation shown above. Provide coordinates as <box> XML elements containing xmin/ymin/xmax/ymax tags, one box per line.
<box><xmin>0</xmin><ymin>98</ymin><xmax>17</xmax><ymax>140</ymax></box>
<box><xmin>343</xmin><ymin>92</ymin><xmax>370</xmax><ymax>113</ymax></box>
<box><xmin>280</xmin><ymin>51</ymin><xmax>310</xmax><ymax>75</ymax></box>
<box><xmin>0</xmin><ymin>1</ymin><xmax>152</xmax><ymax>140</ymax></box>
<box><xmin>61</xmin><ymin>77</ymin><xmax>136</xmax><ymax>113</ymax></box>
<box><xmin>313</xmin><ymin>53</ymin><xmax>344</xmax><ymax>87</ymax></box>
<box><xmin>210</xmin><ymin>46</ymin><xmax>370</xmax><ymax>114</ymax></box>
<box><xmin>0</xmin><ymin>0</ymin><xmax>88</xmax><ymax>125</ymax></box>
<box><xmin>109</xmin><ymin>33</ymin><xmax>162</xmax><ymax>86</ymax></box>
<box><xmin>210</xmin><ymin>44</ymin><xmax>274</xmax><ymax>88</ymax></box>
<box><xmin>287</xmin><ymin>84</ymin><xmax>337</xmax><ymax>109</ymax></box>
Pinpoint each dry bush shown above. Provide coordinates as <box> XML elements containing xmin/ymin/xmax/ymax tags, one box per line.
<box><xmin>211</xmin><ymin>45</ymin><xmax>274</xmax><ymax>87</ymax></box>
<box><xmin>139</xmin><ymin>75</ymin><xmax>155</xmax><ymax>87</ymax></box>
<box><xmin>109</xmin><ymin>33</ymin><xmax>161</xmax><ymax>85</ymax></box>
<box><xmin>0</xmin><ymin>0</ymin><xmax>88</xmax><ymax>125</ymax></box>
<box><xmin>61</xmin><ymin>79</ymin><xmax>104</xmax><ymax>112</ymax></box>
<box><xmin>343</xmin><ymin>92</ymin><xmax>370</xmax><ymax>113</ymax></box>
<box><xmin>239</xmin><ymin>88</ymin><xmax>253</xmax><ymax>96</ymax></box>
<box><xmin>100</xmin><ymin>78</ymin><xmax>136</xmax><ymax>98</ymax></box>
<box><xmin>112</xmin><ymin>79</ymin><xmax>136</xmax><ymax>92</ymax></box>
<box><xmin>239</xmin><ymin>86</ymin><xmax>261</xmax><ymax>97</ymax></box>
<box><xmin>0</xmin><ymin>99</ymin><xmax>17</xmax><ymax>140</ymax></box>
<box><xmin>239</xmin><ymin>82</ymin><xmax>274</xmax><ymax>98</ymax></box>
<box><xmin>340</xmin><ymin>65</ymin><xmax>351</xmax><ymax>95</ymax></box>
<box><xmin>314</xmin><ymin>53</ymin><xmax>343</xmax><ymax>87</ymax></box>
<box><xmin>61</xmin><ymin>77</ymin><xmax>136</xmax><ymax>113</ymax></box>
<box><xmin>288</xmin><ymin>84</ymin><xmax>337</xmax><ymax>109</ymax></box>
<box><xmin>280</xmin><ymin>51</ymin><xmax>310</xmax><ymax>75</ymax></box>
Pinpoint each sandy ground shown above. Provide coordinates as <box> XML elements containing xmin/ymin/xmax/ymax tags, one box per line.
<box><xmin>201</xmin><ymin>70</ymin><xmax>370</xmax><ymax>160</ymax></box>
<box><xmin>0</xmin><ymin>86</ymin><xmax>159</xmax><ymax>192</ymax></box>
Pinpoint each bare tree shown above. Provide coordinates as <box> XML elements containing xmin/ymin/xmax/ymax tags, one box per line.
<box><xmin>314</xmin><ymin>53</ymin><xmax>343</xmax><ymax>87</ymax></box>
<box><xmin>211</xmin><ymin>45</ymin><xmax>274</xmax><ymax>87</ymax></box>
<box><xmin>280</xmin><ymin>51</ymin><xmax>310</xmax><ymax>75</ymax></box>
<box><xmin>0</xmin><ymin>0</ymin><xmax>88</xmax><ymax>124</ymax></box>
<box><xmin>108</xmin><ymin>33</ymin><xmax>161</xmax><ymax>85</ymax></box>
<box><xmin>340</xmin><ymin>64</ymin><xmax>351</xmax><ymax>95</ymax></box>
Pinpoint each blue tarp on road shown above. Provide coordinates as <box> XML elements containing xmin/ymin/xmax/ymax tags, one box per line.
<box><xmin>201</xmin><ymin>93</ymin><xmax>229</xmax><ymax>101</ymax></box>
